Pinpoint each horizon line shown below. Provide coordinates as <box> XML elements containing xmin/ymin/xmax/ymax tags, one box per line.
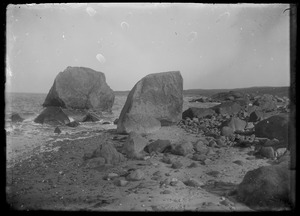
<box><xmin>5</xmin><ymin>85</ymin><xmax>290</xmax><ymax>94</ymax></box>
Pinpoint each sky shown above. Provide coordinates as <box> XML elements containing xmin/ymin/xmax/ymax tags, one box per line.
<box><xmin>6</xmin><ymin>3</ymin><xmax>290</xmax><ymax>93</ymax></box>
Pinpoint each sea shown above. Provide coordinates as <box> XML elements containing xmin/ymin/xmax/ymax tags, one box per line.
<box><xmin>5</xmin><ymin>92</ymin><xmax>127</xmax><ymax>168</ymax></box>
<box><xmin>5</xmin><ymin>92</ymin><xmax>217</xmax><ymax>168</ymax></box>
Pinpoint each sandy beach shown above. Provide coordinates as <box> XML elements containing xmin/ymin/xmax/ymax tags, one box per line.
<box><xmin>6</xmin><ymin>125</ymin><xmax>279</xmax><ymax>211</ymax></box>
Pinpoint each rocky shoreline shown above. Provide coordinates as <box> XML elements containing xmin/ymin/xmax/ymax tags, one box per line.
<box><xmin>6</xmin><ymin>122</ymin><xmax>292</xmax><ymax>211</ymax></box>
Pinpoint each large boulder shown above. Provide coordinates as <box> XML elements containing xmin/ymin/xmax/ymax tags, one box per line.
<box><xmin>237</xmin><ymin>162</ymin><xmax>291</xmax><ymax>210</ymax></box>
<box><xmin>43</xmin><ymin>66</ymin><xmax>114</xmax><ymax>112</ymax></box>
<box><xmin>122</xmin><ymin>132</ymin><xmax>148</xmax><ymax>159</ymax></box>
<box><xmin>211</xmin><ymin>101</ymin><xmax>242</xmax><ymax>115</ymax></box>
<box><xmin>253</xmin><ymin>94</ymin><xmax>277</xmax><ymax>112</ymax></box>
<box><xmin>182</xmin><ymin>107</ymin><xmax>215</xmax><ymax>119</ymax></box>
<box><xmin>210</xmin><ymin>91</ymin><xmax>246</xmax><ymax>102</ymax></box>
<box><xmin>255</xmin><ymin>114</ymin><xmax>289</xmax><ymax>143</ymax></box>
<box><xmin>34</xmin><ymin>106</ymin><xmax>70</xmax><ymax>125</ymax></box>
<box><xmin>220</xmin><ymin>117</ymin><xmax>247</xmax><ymax>132</ymax></box>
<box><xmin>117</xmin><ymin>71</ymin><xmax>183</xmax><ymax>134</ymax></box>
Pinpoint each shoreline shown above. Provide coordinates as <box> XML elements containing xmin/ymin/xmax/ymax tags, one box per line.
<box><xmin>6</xmin><ymin>126</ymin><xmax>279</xmax><ymax>211</ymax></box>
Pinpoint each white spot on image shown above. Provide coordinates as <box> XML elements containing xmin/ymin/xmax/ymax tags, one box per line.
<box><xmin>270</xmin><ymin>57</ymin><xmax>274</xmax><ymax>61</ymax></box>
<box><xmin>126</xmin><ymin>12</ymin><xmax>133</xmax><ymax>19</ymax></box>
<box><xmin>86</xmin><ymin>7</ymin><xmax>96</xmax><ymax>17</ymax></box>
<box><xmin>216</xmin><ymin>12</ymin><xmax>230</xmax><ymax>23</ymax></box>
<box><xmin>96</xmin><ymin>53</ymin><xmax>106</xmax><ymax>64</ymax></box>
<box><xmin>12</xmin><ymin>35</ymin><xmax>17</xmax><ymax>41</ymax></box>
<box><xmin>121</xmin><ymin>21</ymin><xmax>129</xmax><ymax>30</ymax></box>
<box><xmin>188</xmin><ymin>31</ymin><xmax>197</xmax><ymax>43</ymax></box>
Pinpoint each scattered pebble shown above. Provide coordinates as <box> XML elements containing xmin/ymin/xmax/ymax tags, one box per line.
<box><xmin>233</xmin><ymin>160</ymin><xmax>244</xmax><ymax>166</ymax></box>
<box><xmin>161</xmin><ymin>189</ymin><xmax>172</xmax><ymax>194</ymax></box>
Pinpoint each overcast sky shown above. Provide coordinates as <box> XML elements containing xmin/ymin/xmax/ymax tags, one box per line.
<box><xmin>6</xmin><ymin>3</ymin><xmax>290</xmax><ymax>93</ymax></box>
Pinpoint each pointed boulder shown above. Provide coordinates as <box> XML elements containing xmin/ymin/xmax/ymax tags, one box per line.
<box><xmin>117</xmin><ymin>71</ymin><xmax>183</xmax><ymax>134</ymax></box>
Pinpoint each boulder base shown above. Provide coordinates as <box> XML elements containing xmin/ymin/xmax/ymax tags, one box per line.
<box><xmin>117</xmin><ymin>113</ymin><xmax>161</xmax><ymax>134</ymax></box>
<box><xmin>34</xmin><ymin>107</ymin><xmax>70</xmax><ymax>125</ymax></box>
<box><xmin>122</xmin><ymin>132</ymin><xmax>148</xmax><ymax>159</ymax></box>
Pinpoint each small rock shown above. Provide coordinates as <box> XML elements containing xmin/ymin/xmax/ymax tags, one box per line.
<box><xmin>126</xmin><ymin>169</ymin><xmax>145</xmax><ymax>181</ymax></box>
<box><xmin>206</xmin><ymin>148</ymin><xmax>215</xmax><ymax>155</ymax></box>
<box><xmin>206</xmin><ymin>171</ymin><xmax>221</xmax><ymax>178</ymax></box>
<box><xmin>171</xmin><ymin>161</ymin><xmax>183</xmax><ymax>169</ymax></box>
<box><xmin>144</xmin><ymin>139</ymin><xmax>172</xmax><ymax>153</ymax></box>
<box><xmin>183</xmin><ymin>178</ymin><xmax>204</xmax><ymax>187</ymax></box>
<box><xmin>275</xmin><ymin>148</ymin><xmax>287</xmax><ymax>158</ymax></box>
<box><xmin>161</xmin><ymin>189</ymin><xmax>172</xmax><ymax>194</ymax></box>
<box><xmin>106</xmin><ymin>172</ymin><xmax>119</xmax><ymax>179</ymax></box>
<box><xmin>208</xmin><ymin>140</ymin><xmax>218</xmax><ymax>148</ymax></box>
<box><xmin>187</xmin><ymin>162</ymin><xmax>198</xmax><ymax>168</ymax></box>
<box><xmin>11</xmin><ymin>113</ymin><xmax>24</xmax><ymax>122</ymax></box>
<box><xmin>66</xmin><ymin>121</ymin><xmax>80</xmax><ymax>127</ymax></box>
<box><xmin>246</xmin><ymin>156</ymin><xmax>256</xmax><ymax>160</ymax></box>
<box><xmin>233</xmin><ymin>160</ymin><xmax>244</xmax><ymax>166</ymax></box>
<box><xmin>216</xmin><ymin>138</ymin><xmax>226</xmax><ymax>147</ymax></box>
<box><xmin>220</xmin><ymin>199</ymin><xmax>234</xmax><ymax>207</ymax></box>
<box><xmin>102</xmin><ymin>121</ymin><xmax>111</xmax><ymax>125</ymax></box>
<box><xmin>263</xmin><ymin>138</ymin><xmax>280</xmax><ymax>147</ymax></box>
<box><xmin>114</xmin><ymin>179</ymin><xmax>128</xmax><ymax>187</ymax></box>
<box><xmin>170</xmin><ymin>178</ymin><xmax>179</xmax><ymax>186</ymax></box>
<box><xmin>221</xmin><ymin>126</ymin><xmax>234</xmax><ymax>137</ymax></box>
<box><xmin>161</xmin><ymin>155</ymin><xmax>173</xmax><ymax>164</ymax></box>
<box><xmin>54</xmin><ymin>126</ymin><xmax>61</xmax><ymax>134</ymax></box>
<box><xmin>202</xmin><ymin>158</ymin><xmax>212</xmax><ymax>165</ymax></box>
<box><xmin>171</xmin><ymin>141</ymin><xmax>194</xmax><ymax>156</ymax></box>
<box><xmin>192</xmin><ymin>154</ymin><xmax>206</xmax><ymax>162</ymax></box>
<box><xmin>193</xmin><ymin>140</ymin><xmax>209</xmax><ymax>154</ymax></box>
<box><xmin>258</xmin><ymin>146</ymin><xmax>275</xmax><ymax>159</ymax></box>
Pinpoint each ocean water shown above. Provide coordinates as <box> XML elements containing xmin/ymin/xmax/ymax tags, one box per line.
<box><xmin>5</xmin><ymin>92</ymin><xmax>128</xmax><ymax>167</ymax></box>
<box><xmin>5</xmin><ymin>92</ymin><xmax>217</xmax><ymax>167</ymax></box>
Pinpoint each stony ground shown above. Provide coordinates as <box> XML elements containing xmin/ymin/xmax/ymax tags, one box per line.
<box><xmin>6</xmin><ymin>125</ymin><xmax>274</xmax><ymax>211</ymax></box>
